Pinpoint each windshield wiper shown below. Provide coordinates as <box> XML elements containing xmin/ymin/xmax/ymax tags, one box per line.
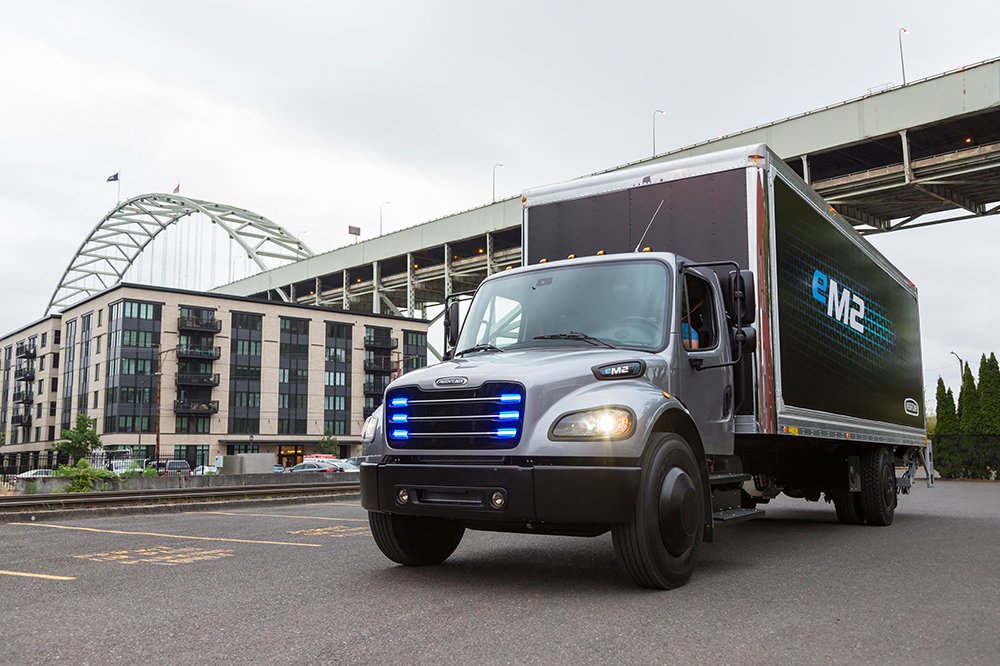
<box><xmin>533</xmin><ymin>332</ymin><xmax>616</xmax><ymax>349</ymax></box>
<box><xmin>454</xmin><ymin>343</ymin><xmax>505</xmax><ymax>357</ymax></box>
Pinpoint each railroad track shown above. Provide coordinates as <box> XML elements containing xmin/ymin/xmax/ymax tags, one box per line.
<box><xmin>0</xmin><ymin>481</ymin><xmax>361</xmax><ymax>515</ymax></box>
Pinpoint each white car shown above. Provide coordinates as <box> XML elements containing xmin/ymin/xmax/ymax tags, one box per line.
<box><xmin>16</xmin><ymin>469</ymin><xmax>54</xmax><ymax>479</ymax></box>
<box><xmin>192</xmin><ymin>465</ymin><xmax>219</xmax><ymax>476</ymax></box>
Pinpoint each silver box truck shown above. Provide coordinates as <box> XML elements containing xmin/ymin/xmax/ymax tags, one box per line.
<box><xmin>360</xmin><ymin>144</ymin><xmax>932</xmax><ymax>589</ymax></box>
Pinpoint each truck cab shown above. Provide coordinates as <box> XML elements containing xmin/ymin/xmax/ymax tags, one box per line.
<box><xmin>361</xmin><ymin>251</ymin><xmax>755</xmax><ymax>589</ymax></box>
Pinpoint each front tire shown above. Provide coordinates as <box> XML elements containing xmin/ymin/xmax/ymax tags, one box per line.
<box><xmin>612</xmin><ymin>433</ymin><xmax>704</xmax><ymax>590</ymax></box>
<box><xmin>860</xmin><ymin>447</ymin><xmax>897</xmax><ymax>526</ymax></box>
<box><xmin>369</xmin><ymin>512</ymin><xmax>465</xmax><ymax>566</ymax></box>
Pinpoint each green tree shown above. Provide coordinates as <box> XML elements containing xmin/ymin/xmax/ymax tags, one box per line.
<box><xmin>976</xmin><ymin>352</ymin><xmax>1000</xmax><ymax>435</ymax></box>
<box><xmin>54</xmin><ymin>414</ymin><xmax>102</xmax><ymax>459</ymax></box>
<box><xmin>316</xmin><ymin>434</ymin><xmax>339</xmax><ymax>455</ymax></box>
<box><xmin>957</xmin><ymin>364</ymin><xmax>980</xmax><ymax>434</ymax></box>
<box><xmin>934</xmin><ymin>378</ymin><xmax>958</xmax><ymax>435</ymax></box>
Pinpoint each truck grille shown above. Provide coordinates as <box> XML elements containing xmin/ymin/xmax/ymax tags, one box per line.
<box><xmin>384</xmin><ymin>382</ymin><xmax>525</xmax><ymax>449</ymax></box>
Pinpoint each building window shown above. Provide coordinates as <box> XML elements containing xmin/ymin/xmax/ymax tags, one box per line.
<box><xmin>41</xmin><ymin>332</ymin><xmax>47</xmax><ymax>348</ymax></box>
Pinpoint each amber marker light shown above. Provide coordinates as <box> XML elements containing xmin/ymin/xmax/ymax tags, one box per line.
<box><xmin>539</xmin><ymin>258</ymin><xmax>548</xmax><ymax>263</ymax></box>
<box><xmin>596</xmin><ymin>250</ymin><xmax>605</xmax><ymax>255</ymax></box>
<box><xmin>567</xmin><ymin>254</ymin><xmax>576</xmax><ymax>259</ymax></box>
<box><xmin>641</xmin><ymin>247</ymin><xmax>652</xmax><ymax>252</ymax></box>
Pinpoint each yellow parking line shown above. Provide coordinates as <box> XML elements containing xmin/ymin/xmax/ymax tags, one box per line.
<box><xmin>0</xmin><ymin>569</ymin><xmax>76</xmax><ymax>581</ymax></box>
<box><xmin>200</xmin><ymin>511</ymin><xmax>366</xmax><ymax>522</ymax></box>
<box><xmin>10</xmin><ymin>522</ymin><xmax>322</xmax><ymax>547</ymax></box>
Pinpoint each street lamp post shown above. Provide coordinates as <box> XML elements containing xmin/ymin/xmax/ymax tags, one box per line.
<box><xmin>492</xmin><ymin>163</ymin><xmax>503</xmax><ymax>203</ymax></box>
<box><xmin>898</xmin><ymin>28</ymin><xmax>909</xmax><ymax>85</ymax></box>
<box><xmin>652</xmin><ymin>109</ymin><xmax>666</xmax><ymax>156</ymax></box>
<box><xmin>950</xmin><ymin>351</ymin><xmax>964</xmax><ymax>378</ymax></box>
<box><xmin>379</xmin><ymin>201</ymin><xmax>390</xmax><ymax>236</ymax></box>
<box><xmin>137</xmin><ymin>370</ymin><xmax>161</xmax><ymax>458</ymax></box>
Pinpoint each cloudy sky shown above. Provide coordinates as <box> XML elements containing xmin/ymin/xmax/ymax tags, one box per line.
<box><xmin>2</xmin><ymin>0</ymin><xmax>998</xmax><ymax>404</ymax></box>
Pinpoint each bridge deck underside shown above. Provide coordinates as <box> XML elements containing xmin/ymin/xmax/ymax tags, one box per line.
<box><xmin>253</xmin><ymin>107</ymin><xmax>1000</xmax><ymax>317</ymax></box>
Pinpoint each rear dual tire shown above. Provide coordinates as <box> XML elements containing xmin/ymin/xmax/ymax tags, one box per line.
<box><xmin>831</xmin><ymin>446</ymin><xmax>897</xmax><ymax>526</ymax></box>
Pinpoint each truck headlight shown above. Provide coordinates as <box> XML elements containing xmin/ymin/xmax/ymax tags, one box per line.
<box><xmin>550</xmin><ymin>407</ymin><xmax>634</xmax><ymax>440</ymax></box>
<box><xmin>362</xmin><ymin>407</ymin><xmax>382</xmax><ymax>444</ymax></box>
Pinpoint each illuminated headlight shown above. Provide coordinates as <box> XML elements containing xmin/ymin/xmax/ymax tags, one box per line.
<box><xmin>361</xmin><ymin>407</ymin><xmax>382</xmax><ymax>444</ymax></box>
<box><xmin>550</xmin><ymin>407</ymin><xmax>634</xmax><ymax>440</ymax></box>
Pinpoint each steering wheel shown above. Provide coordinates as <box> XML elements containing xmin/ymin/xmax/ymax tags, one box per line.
<box><xmin>597</xmin><ymin>317</ymin><xmax>661</xmax><ymax>344</ymax></box>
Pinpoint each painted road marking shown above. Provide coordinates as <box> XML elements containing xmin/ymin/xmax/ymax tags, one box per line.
<box><xmin>200</xmin><ymin>511</ymin><xmax>365</xmax><ymax>522</ymax></box>
<box><xmin>10</xmin><ymin>522</ymin><xmax>323</xmax><ymax>547</ymax></box>
<box><xmin>286</xmin><ymin>525</ymin><xmax>369</xmax><ymax>538</ymax></box>
<box><xmin>0</xmin><ymin>569</ymin><xmax>75</xmax><ymax>581</ymax></box>
<box><xmin>75</xmin><ymin>546</ymin><xmax>235</xmax><ymax>566</ymax></box>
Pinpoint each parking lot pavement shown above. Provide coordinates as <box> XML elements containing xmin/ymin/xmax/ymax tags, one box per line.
<box><xmin>1</xmin><ymin>482</ymin><xmax>999</xmax><ymax>665</ymax></box>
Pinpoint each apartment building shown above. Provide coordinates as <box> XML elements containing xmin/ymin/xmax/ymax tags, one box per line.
<box><xmin>0</xmin><ymin>283</ymin><xmax>428</xmax><ymax>468</ymax></box>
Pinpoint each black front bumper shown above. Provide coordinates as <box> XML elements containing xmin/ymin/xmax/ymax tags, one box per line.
<box><xmin>360</xmin><ymin>461</ymin><xmax>640</xmax><ymax>526</ymax></box>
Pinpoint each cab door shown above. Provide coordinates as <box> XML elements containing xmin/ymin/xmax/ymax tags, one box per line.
<box><xmin>676</xmin><ymin>268</ymin><xmax>734</xmax><ymax>455</ymax></box>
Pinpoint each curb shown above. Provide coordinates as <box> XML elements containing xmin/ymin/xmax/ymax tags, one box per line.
<box><xmin>0</xmin><ymin>490</ymin><xmax>362</xmax><ymax>524</ymax></box>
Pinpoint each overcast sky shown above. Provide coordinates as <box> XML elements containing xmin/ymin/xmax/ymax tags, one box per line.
<box><xmin>2</xmin><ymin>0</ymin><xmax>998</xmax><ymax>404</ymax></box>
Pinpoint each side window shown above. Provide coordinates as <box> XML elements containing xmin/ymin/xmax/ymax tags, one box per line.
<box><xmin>681</xmin><ymin>274</ymin><xmax>718</xmax><ymax>350</ymax></box>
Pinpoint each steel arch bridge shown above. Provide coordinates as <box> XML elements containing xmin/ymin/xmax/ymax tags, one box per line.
<box><xmin>47</xmin><ymin>193</ymin><xmax>315</xmax><ymax>314</ymax></box>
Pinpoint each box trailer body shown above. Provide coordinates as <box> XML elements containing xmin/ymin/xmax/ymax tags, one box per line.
<box><xmin>360</xmin><ymin>144</ymin><xmax>931</xmax><ymax>589</ymax></box>
<box><xmin>522</xmin><ymin>144</ymin><xmax>925</xmax><ymax>446</ymax></box>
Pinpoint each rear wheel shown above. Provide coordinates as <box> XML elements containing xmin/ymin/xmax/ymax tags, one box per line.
<box><xmin>860</xmin><ymin>447</ymin><xmax>897</xmax><ymax>526</ymax></box>
<box><xmin>830</xmin><ymin>490</ymin><xmax>865</xmax><ymax>525</ymax></box>
<box><xmin>368</xmin><ymin>512</ymin><xmax>465</xmax><ymax>566</ymax></box>
<box><xmin>613</xmin><ymin>433</ymin><xmax>704</xmax><ymax>590</ymax></box>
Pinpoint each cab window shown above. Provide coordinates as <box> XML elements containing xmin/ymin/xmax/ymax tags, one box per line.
<box><xmin>681</xmin><ymin>274</ymin><xmax>718</xmax><ymax>350</ymax></box>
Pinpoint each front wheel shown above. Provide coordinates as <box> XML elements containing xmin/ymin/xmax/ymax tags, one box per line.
<box><xmin>612</xmin><ymin>432</ymin><xmax>704</xmax><ymax>590</ymax></box>
<box><xmin>368</xmin><ymin>512</ymin><xmax>465</xmax><ymax>566</ymax></box>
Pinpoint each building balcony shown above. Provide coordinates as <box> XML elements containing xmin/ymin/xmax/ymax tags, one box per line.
<box><xmin>363</xmin><ymin>359</ymin><xmax>396</xmax><ymax>373</ymax></box>
<box><xmin>364</xmin><ymin>335</ymin><xmax>398</xmax><ymax>350</ymax></box>
<box><xmin>177</xmin><ymin>316</ymin><xmax>222</xmax><ymax>333</ymax></box>
<box><xmin>175</xmin><ymin>372</ymin><xmax>221</xmax><ymax>387</ymax></box>
<box><xmin>13</xmin><ymin>367</ymin><xmax>35</xmax><ymax>382</ymax></box>
<box><xmin>173</xmin><ymin>399</ymin><xmax>220</xmax><ymax>415</ymax></box>
<box><xmin>15</xmin><ymin>343</ymin><xmax>36</xmax><ymax>359</ymax></box>
<box><xmin>176</xmin><ymin>345</ymin><xmax>221</xmax><ymax>361</ymax></box>
<box><xmin>13</xmin><ymin>390</ymin><xmax>34</xmax><ymax>404</ymax></box>
<box><xmin>364</xmin><ymin>382</ymin><xmax>388</xmax><ymax>396</ymax></box>
<box><xmin>11</xmin><ymin>413</ymin><xmax>31</xmax><ymax>427</ymax></box>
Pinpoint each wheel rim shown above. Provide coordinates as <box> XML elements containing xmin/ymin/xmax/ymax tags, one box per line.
<box><xmin>658</xmin><ymin>466</ymin><xmax>699</xmax><ymax>557</ymax></box>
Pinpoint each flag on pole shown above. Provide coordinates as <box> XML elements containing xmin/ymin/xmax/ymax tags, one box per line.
<box><xmin>172</xmin><ymin>183</ymin><xmax>180</xmax><ymax>194</ymax></box>
<box><xmin>106</xmin><ymin>172</ymin><xmax>119</xmax><ymax>182</ymax></box>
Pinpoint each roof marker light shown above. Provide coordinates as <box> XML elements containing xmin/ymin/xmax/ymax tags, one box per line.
<box><xmin>596</xmin><ymin>250</ymin><xmax>605</xmax><ymax>255</ymax></box>
<box><xmin>641</xmin><ymin>247</ymin><xmax>652</xmax><ymax>252</ymax></box>
<box><xmin>567</xmin><ymin>254</ymin><xmax>576</xmax><ymax>259</ymax></box>
<box><xmin>539</xmin><ymin>258</ymin><xmax>548</xmax><ymax>263</ymax></box>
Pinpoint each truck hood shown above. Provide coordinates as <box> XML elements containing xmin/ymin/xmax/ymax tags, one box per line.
<box><xmin>391</xmin><ymin>347</ymin><xmax>667</xmax><ymax>393</ymax></box>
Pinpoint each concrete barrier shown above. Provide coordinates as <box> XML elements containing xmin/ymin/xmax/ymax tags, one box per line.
<box><xmin>15</xmin><ymin>472</ymin><xmax>357</xmax><ymax>494</ymax></box>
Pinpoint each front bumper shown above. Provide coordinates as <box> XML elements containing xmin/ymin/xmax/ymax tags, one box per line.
<box><xmin>360</xmin><ymin>460</ymin><xmax>640</xmax><ymax>525</ymax></box>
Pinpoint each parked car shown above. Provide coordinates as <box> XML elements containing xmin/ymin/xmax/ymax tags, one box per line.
<box><xmin>288</xmin><ymin>462</ymin><xmax>340</xmax><ymax>473</ymax></box>
<box><xmin>344</xmin><ymin>456</ymin><xmax>364</xmax><ymax>468</ymax></box>
<box><xmin>330</xmin><ymin>460</ymin><xmax>359</xmax><ymax>473</ymax></box>
<box><xmin>16</xmin><ymin>469</ymin><xmax>54</xmax><ymax>479</ymax></box>
<box><xmin>146</xmin><ymin>460</ymin><xmax>192</xmax><ymax>476</ymax></box>
<box><xmin>192</xmin><ymin>465</ymin><xmax>218</xmax><ymax>476</ymax></box>
<box><xmin>109</xmin><ymin>460</ymin><xmax>144</xmax><ymax>475</ymax></box>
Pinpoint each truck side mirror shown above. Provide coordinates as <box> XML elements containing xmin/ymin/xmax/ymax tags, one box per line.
<box><xmin>727</xmin><ymin>270</ymin><xmax>756</xmax><ymax>325</ymax></box>
<box><xmin>443</xmin><ymin>299</ymin><xmax>461</xmax><ymax>358</ymax></box>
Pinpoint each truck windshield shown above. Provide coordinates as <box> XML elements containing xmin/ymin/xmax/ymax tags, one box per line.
<box><xmin>456</xmin><ymin>260</ymin><xmax>670</xmax><ymax>353</ymax></box>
